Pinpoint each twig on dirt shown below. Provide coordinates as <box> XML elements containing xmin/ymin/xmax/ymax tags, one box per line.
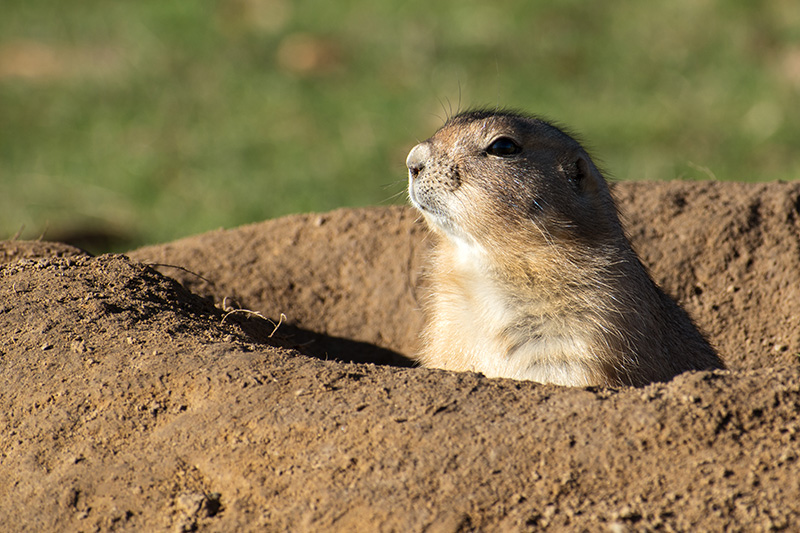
<box><xmin>687</xmin><ymin>161</ymin><xmax>718</xmax><ymax>181</ymax></box>
<box><xmin>220</xmin><ymin>296</ymin><xmax>286</xmax><ymax>337</ymax></box>
<box><xmin>145</xmin><ymin>263</ymin><xmax>214</xmax><ymax>286</ymax></box>
<box><xmin>37</xmin><ymin>222</ymin><xmax>49</xmax><ymax>242</ymax></box>
<box><xmin>11</xmin><ymin>225</ymin><xmax>25</xmax><ymax>241</ymax></box>
<box><xmin>268</xmin><ymin>313</ymin><xmax>286</xmax><ymax>338</ymax></box>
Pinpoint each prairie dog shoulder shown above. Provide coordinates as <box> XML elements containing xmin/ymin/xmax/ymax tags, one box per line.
<box><xmin>406</xmin><ymin>109</ymin><xmax>723</xmax><ymax>387</ymax></box>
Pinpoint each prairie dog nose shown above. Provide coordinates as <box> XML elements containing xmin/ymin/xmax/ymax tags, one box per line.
<box><xmin>406</xmin><ymin>142</ymin><xmax>432</xmax><ymax>178</ymax></box>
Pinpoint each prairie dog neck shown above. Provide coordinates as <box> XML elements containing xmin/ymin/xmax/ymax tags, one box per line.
<box><xmin>422</xmin><ymin>232</ymin><xmax>608</xmax><ymax>386</ymax></box>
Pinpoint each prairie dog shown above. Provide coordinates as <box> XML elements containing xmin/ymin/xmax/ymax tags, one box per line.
<box><xmin>406</xmin><ymin>109</ymin><xmax>723</xmax><ymax>387</ymax></box>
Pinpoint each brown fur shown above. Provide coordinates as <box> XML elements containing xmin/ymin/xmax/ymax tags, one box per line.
<box><xmin>407</xmin><ymin>110</ymin><xmax>723</xmax><ymax>387</ymax></box>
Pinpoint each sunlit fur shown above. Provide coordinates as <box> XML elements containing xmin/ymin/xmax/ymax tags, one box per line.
<box><xmin>407</xmin><ymin>110</ymin><xmax>723</xmax><ymax>387</ymax></box>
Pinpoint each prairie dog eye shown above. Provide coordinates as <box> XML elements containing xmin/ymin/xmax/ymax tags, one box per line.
<box><xmin>486</xmin><ymin>137</ymin><xmax>522</xmax><ymax>157</ymax></box>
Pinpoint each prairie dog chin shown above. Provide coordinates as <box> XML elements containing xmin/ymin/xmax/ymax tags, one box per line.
<box><xmin>406</xmin><ymin>109</ymin><xmax>723</xmax><ymax>387</ymax></box>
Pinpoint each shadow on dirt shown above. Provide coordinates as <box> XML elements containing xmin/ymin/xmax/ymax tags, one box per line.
<box><xmin>233</xmin><ymin>318</ymin><xmax>416</xmax><ymax>368</ymax></box>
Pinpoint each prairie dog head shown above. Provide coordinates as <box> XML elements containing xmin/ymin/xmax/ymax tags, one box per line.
<box><xmin>407</xmin><ymin>110</ymin><xmax>623</xmax><ymax>264</ymax></box>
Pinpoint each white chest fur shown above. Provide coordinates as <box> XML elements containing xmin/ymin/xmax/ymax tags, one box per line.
<box><xmin>425</xmin><ymin>238</ymin><xmax>597</xmax><ymax>386</ymax></box>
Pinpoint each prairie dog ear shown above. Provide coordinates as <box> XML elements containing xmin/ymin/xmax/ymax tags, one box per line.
<box><xmin>561</xmin><ymin>153</ymin><xmax>602</xmax><ymax>194</ymax></box>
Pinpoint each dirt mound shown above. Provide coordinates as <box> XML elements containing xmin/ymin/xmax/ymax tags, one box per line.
<box><xmin>1</xmin><ymin>181</ymin><xmax>799</xmax><ymax>532</ymax></box>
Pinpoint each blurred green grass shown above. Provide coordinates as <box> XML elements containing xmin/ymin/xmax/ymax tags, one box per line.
<box><xmin>2</xmin><ymin>0</ymin><xmax>798</xmax><ymax>252</ymax></box>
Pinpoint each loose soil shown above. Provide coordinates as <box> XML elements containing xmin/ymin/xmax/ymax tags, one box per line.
<box><xmin>1</xmin><ymin>181</ymin><xmax>799</xmax><ymax>532</ymax></box>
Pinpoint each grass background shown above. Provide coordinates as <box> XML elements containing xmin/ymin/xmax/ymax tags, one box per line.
<box><xmin>2</xmin><ymin>0</ymin><xmax>799</xmax><ymax>252</ymax></box>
